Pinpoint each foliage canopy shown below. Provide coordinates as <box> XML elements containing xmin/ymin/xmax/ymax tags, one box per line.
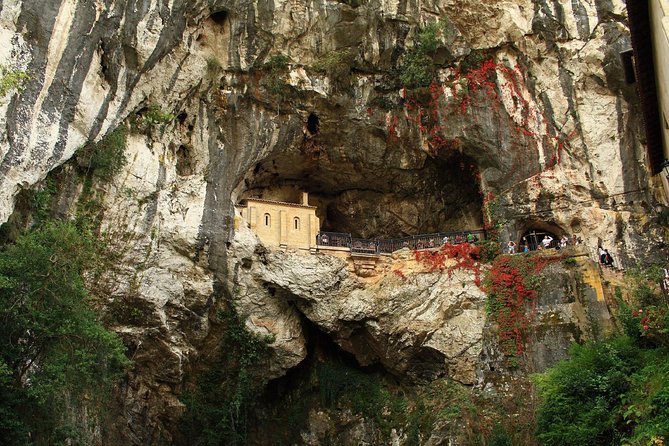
<box><xmin>0</xmin><ymin>221</ymin><xmax>129</xmax><ymax>444</ymax></box>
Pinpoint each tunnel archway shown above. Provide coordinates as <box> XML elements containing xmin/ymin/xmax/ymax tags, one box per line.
<box><xmin>520</xmin><ymin>228</ymin><xmax>560</xmax><ymax>251</ymax></box>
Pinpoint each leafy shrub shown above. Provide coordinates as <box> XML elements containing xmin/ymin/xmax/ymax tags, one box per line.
<box><xmin>459</xmin><ymin>49</ymin><xmax>490</xmax><ymax>73</ymax></box>
<box><xmin>263</xmin><ymin>54</ymin><xmax>290</xmax><ymax>72</ymax></box>
<box><xmin>535</xmin><ymin>337</ymin><xmax>669</xmax><ymax>446</ymax></box>
<box><xmin>78</xmin><ymin>125</ymin><xmax>128</xmax><ymax>181</ymax></box>
<box><xmin>399</xmin><ymin>51</ymin><xmax>434</xmax><ymax>88</ymax></box>
<box><xmin>313</xmin><ymin>49</ymin><xmax>354</xmax><ymax>78</ymax></box>
<box><xmin>0</xmin><ymin>66</ymin><xmax>29</xmax><ymax>99</ymax></box>
<box><xmin>142</xmin><ymin>106</ymin><xmax>175</xmax><ymax>128</ymax></box>
<box><xmin>399</xmin><ymin>20</ymin><xmax>445</xmax><ymax>88</ymax></box>
<box><xmin>28</xmin><ymin>176</ymin><xmax>57</xmax><ymax>223</ymax></box>
<box><xmin>617</xmin><ymin>266</ymin><xmax>669</xmax><ymax>348</ymax></box>
<box><xmin>534</xmin><ymin>337</ymin><xmax>640</xmax><ymax>446</ymax></box>
<box><xmin>178</xmin><ymin>308</ymin><xmax>272</xmax><ymax>446</ymax></box>
<box><xmin>475</xmin><ymin>239</ymin><xmax>501</xmax><ymax>262</ymax></box>
<box><xmin>260</xmin><ymin>54</ymin><xmax>291</xmax><ymax>101</ymax></box>
<box><xmin>0</xmin><ymin>221</ymin><xmax>129</xmax><ymax>444</ymax></box>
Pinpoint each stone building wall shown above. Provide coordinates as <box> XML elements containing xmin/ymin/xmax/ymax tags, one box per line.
<box><xmin>238</xmin><ymin>198</ymin><xmax>320</xmax><ymax>251</ymax></box>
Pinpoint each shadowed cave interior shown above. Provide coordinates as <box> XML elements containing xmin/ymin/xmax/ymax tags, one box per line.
<box><xmin>236</xmin><ymin>150</ymin><xmax>484</xmax><ymax>239</ymax></box>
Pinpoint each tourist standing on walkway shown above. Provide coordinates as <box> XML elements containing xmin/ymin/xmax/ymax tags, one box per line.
<box><xmin>541</xmin><ymin>235</ymin><xmax>553</xmax><ymax>249</ymax></box>
<box><xmin>598</xmin><ymin>246</ymin><xmax>606</xmax><ymax>265</ymax></box>
<box><xmin>507</xmin><ymin>240</ymin><xmax>516</xmax><ymax>254</ymax></box>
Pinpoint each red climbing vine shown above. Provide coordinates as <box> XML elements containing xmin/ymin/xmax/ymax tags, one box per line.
<box><xmin>366</xmin><ymin>59</ymin><xmax>569</xmax><ymax>181</ymax></box>
<box><xmin>482</xmin><ymin>253</ymin><xmax>563</xmax><ymax>361</ymax></box>
<box><xmin>414</xmin><ymin>243</ymin><xmax>483</xmax><ymax>286</ymax></box>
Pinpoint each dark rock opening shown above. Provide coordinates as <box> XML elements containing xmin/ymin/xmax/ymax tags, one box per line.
<box><xmin>249</xmin><ymin>318</ymin><xmax>396</xmax><ymax>445</ymax></box>
<box><xmin>176</xmin><ymin>145</ymin><xmax>194</xmax><ymax>176</ymax></box>
<box><xmin>209</xmin><ymin>10</ymin><xmax>228</xmax><ymax>26</ymax></box>
<box><xmin>306</xmin><ymin>113</ymin><xmax>319</xmax><ymax>135</ymax></box>
<box><xmin>520</xmin><ymin>228</ymin><xmax>561</xmax><ymax>250</ymax></box>
<box><xmin>236</xmin><ymin>150</ymin><xmax>484</xmax><ymax>239</ymax></box>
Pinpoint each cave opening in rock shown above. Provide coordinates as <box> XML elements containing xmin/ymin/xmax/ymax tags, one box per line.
<box><xmin>176</xmin><ymin>145</ymin><xmax>193</xmax><ymax>176</ymax></box>
<box><xmin>306</xmin><ymin>113</ymin><xmax>320</xmax><ymax>135</ymax></box>
<box><xmin>520</xmin><ymin>228</ymin><xmax>561</xmax><ymax>251</ymax></box>
<box><xmin>210</xmin><ymin>10</ymin><xmax>228</xmax><ymax>26</ymax></box>
<box><xmin>236</xmin><ymin>150</ymin><xmax>484</xmax><ymax>239</ymax></box>
<box><xmin>250</xmin><ymin>317</ymin><xmax>395</xmax><ymax>444</ymax></box>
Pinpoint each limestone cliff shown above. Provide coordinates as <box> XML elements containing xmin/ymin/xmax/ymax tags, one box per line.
<box><xmin>0</xmin><ymin>0</ymin><xmax>664</xmax><ymax>444</ymax></box>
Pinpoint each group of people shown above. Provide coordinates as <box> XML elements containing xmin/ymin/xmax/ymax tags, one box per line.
<box><xmin>441</xmin><ymin>232</ymin><xmax>479</xmax><ymax>245</ymax></box>
<box><xmin>598</xmin><ymin>246</ymin><xmax>615</xmax><ymax>268</ymax></box>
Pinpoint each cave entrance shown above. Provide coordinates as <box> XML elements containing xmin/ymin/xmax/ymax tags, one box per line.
<box><xmin>235</xmin><ymin>151</ymin><xmax>484</xmax><ymax>240</ymax></box>
<box><xmin>520</xmin><ymin>228</ymin><xmax>560</xmax><ymax>251</ymax></box>
<box><xmin>249</xmin><ymin>317</ymin><xmax>393</xmax><ymax>444</ymax></box>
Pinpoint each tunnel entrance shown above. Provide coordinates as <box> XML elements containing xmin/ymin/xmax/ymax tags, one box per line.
<box><xmin>520</xmin><ymin>228</ymin><xmax>560</xmax><ymax>251</ymax></box>
<box><xmin>235</xmin><ymin>150</ymin><xmax>484</xmax><ymax>239</ymax></box>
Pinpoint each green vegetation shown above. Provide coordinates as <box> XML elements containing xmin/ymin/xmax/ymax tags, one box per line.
<box><xmin>263</xmin><ymin>54</ymin><xmax>290</xmax><ymax>72</ymax></box>
<box><xmin>0</xmin><ymin>66</ymin><xmax>30</xmax><ymax>99</ymax></box>
<box><xmin>312</xmin><ymin>49</ymin><xmax>354</xmax><ymax>81</ymax></box>
<box><xmin>475</xmin><ymin>239</ymin><xmax>502</xmax><ymax>262</ymax></box>
<box><xmin>458</xmin><ymin>49</ymin><xmax>490</xmax><ymax>74</ymax></box>
<box><xmin>0</xmin><ymin>221</ymin><xmax>129</xmax><ymax>445</ymax></box>
<box><xmin>78</xmin><ymin>125</ymin><xmax>128</xmax><ymax>181</ymax></box>
<box><xmin>206</xmin><ymin>56</ymin><xmax>222</xmax><ymax>74</ymax></box>
<box><xmin>483</xmin><ymin>253</ymin><xmax>561</xmax><ymax>362</ymax></box>
<box><xmin>657</xmin><ymin>207</ymin><xmax>669</xmax><ymax>227</ymax></box>
<box><xmin>314</xmin><ymin>360</ymin><xmax>478</xmax><ymax>445</ymax></box>
<box><xmin>399</xmin><ymin>20</ymin><xmax>445</xmax><ymax>88</ymax></box>
<box><xmin>27</xmin><ymin>176</ymin><xmax>58</xmax><ymax>225</ymax></box>
<box><xmin>260</xmin><ymin>54</ymin><xmax>291</xmax><ymax>102</ymax></box>
<box><xmin>142</xmin><ymin>106</ymin><xmax>175</xmax><ymax>130</ymax></box>
<box><xmin>535</xmin><ymin>267</ymin><xmax>669</xmax><ymax>446</ymax></box>
<box><xmin>178</xmin><ymin>308</ymin><xmax>272</xmax><ymax>446</ymax></box>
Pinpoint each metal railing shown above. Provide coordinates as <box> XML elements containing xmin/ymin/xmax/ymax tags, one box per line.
<box><xmin>317</xmin><ymin>229</ymin><xmax>487</xmax><ymax>255</ymax></box>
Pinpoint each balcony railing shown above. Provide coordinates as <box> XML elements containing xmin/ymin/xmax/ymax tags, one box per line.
<box><xmin>317</xmin><ymin>230</ymin><xmax>487</xmax><ymax>255</ymax></box>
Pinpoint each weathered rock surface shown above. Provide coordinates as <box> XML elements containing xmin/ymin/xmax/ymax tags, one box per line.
<box><xmin>230</xmin><ymin>224</ymin><xmax>487</xmax><ymax>384</ymax></box>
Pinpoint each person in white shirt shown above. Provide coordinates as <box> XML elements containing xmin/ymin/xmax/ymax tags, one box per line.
<box><xmin>541</xmin><ymin>235</ymin><xmax>553</xmax><ymax>249</ymax></box>
<box><xmin>598</xmin><ymin>246</ymin><xmax>606</xmax><ymax>264</ymax></box>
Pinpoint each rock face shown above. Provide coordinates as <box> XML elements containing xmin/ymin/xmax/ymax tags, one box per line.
<box><xmin>0</xmin><ymin>0</ymin><xmax>664</xmax><ymax>444</ymax></box>
<box><xmin>231</xmin><ymin>224</ymin><xmax>487</xmax><ymax>385</ymax></box>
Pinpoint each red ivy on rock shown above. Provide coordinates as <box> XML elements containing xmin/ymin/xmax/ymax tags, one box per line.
<box><xmin>414</xmin><ymin>243</ymin><xmax>483</xmax><ymax>286</ymax></box>
<box><xmin>483</xmin><ymin>253</ymin><xmax>563</xmax><ymax>359</ymax></box>
<box><xmin>631</xmin><ymin>307</ymin><xmax>669</xmax><ymax>345</ymax></box>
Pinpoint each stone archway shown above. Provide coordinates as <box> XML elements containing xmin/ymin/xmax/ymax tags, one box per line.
<box><xmin>520</xmin><ymin>228</ymin><xmax>560</xmax><ymax>251</ymax></box>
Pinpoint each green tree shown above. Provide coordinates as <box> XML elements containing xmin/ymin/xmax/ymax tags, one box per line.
<box><xmin>178</xmin><ymin>308</ymin><xmax>271</xmax><ymax>446</ymax></box>
<box><xmin>0</xmin><ymin>221</ymin><xmax>129</xmax><ymax>444</ymax></box>
<box><xmin>534</xmin><ymin>337</ymin><xmax>642</xmax><ymax>446</ymax></box>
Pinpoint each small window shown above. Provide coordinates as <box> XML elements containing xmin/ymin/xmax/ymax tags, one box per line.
<box><xmin>264</xmin><ymin>213</ymin><xmax>271</xmax><ymax>226</ymax></box>
<box><xmin>294</xmin><ymin>217</ymin><xmax>300</xmax><ymax>230</ymax></box>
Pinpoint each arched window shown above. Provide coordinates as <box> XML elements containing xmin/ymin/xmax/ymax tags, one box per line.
<box><xmin>294</xmin><ymin>217</ymin><xmax>300</xmax><ymax>230</ymax></box>
<box><xmin>264</xmin><ymin>213</ymin><xmax>271</xmax><ymax>226</ymax></box>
